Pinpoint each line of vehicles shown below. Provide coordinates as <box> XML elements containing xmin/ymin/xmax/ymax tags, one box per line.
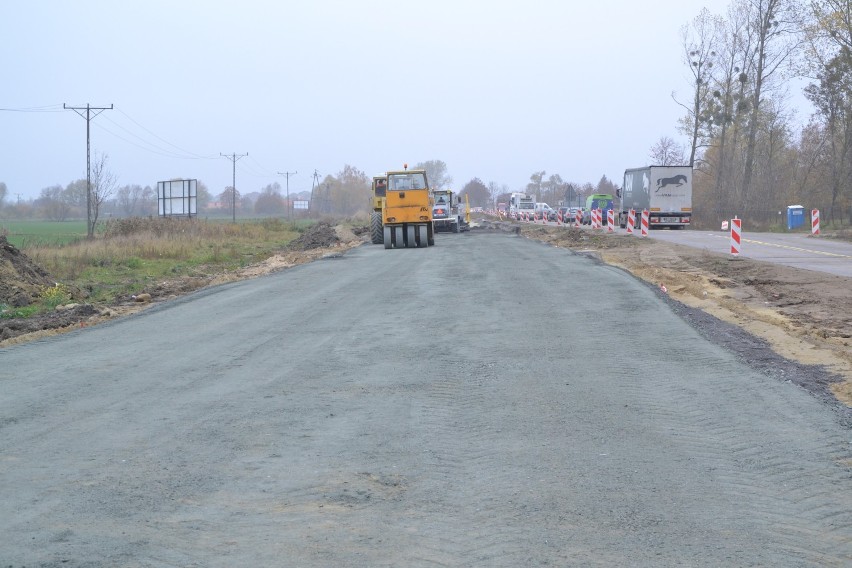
<box><xmin>506</xmin><ymin>166</ymin><xmax>693</xmax><ymax>230</ymax></box>
<box><xmin>369</xmin><ymin>165</ymin><xmax>470</xmax><ymax>249</ymax></box>
<box><xmin>367</xmin><ymin>164</ymin><xmax>692</xmax><ymax>248</ymax></box>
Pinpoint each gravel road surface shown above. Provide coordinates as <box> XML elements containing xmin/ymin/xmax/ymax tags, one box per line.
<box><xmin>2</xmin><ymin>230</ymin><xmax>851</xmax><ymax>566</ymax></box>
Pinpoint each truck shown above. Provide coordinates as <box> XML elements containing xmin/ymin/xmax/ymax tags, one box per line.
<box><xmin>509</xmin><ymin>192</ymin><xmax>535</xmax><ymax>219</ymax></box>
<box><xmin>369</xmin><ymin>173</ymin><xmax>388</xmax><ymax>244</ymax></box>
<box><xmin>432</xmin><ymin>189</ymin><xmax>469</xmax><ymax>233</ymax></box>
<box><xmin>382</xmin><ymin>166</ymin><xmax>434</xmax><ymax>248</ymax></box>
<box><xmin>619</xmin><ymin>166</ymin><xmax>692</xmax><ymax>230</ymax></box>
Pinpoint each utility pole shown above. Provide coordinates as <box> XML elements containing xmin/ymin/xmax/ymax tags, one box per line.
<box><xmin>277</xmin><ymin>170</ymin><xmax>297</xmax><ymax>220</ymax></box>
<box><xmin>221</xmin><ymin>152</ymin><xmax>247</xmax><ymax>222</ymax></box>
<box><xmin>309</xmin><ymin>169</ymin><xmax>320</xmax><ymax>216</ymax></box>
<box><xmin>64</xmin><ymin>103</ymin><xmax>113</xmax><ymax>238</ymax></box>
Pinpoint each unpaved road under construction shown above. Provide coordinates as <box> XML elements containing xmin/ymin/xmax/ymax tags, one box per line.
<box><xmin>2</xmin><ymin>230</ymin><xmax>852</xmax><ymax>567</ymax></box>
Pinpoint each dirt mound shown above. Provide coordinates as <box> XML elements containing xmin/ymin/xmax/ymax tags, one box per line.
<box><xmin>286</xmin><ymin>222</ymin><xmax>340</xmax><ymax>251</ymax></box>
<box><xmin>0</xmin><ymin>235</ymin><xmax>56</xmax><ymax>307</ymax></box>
<box><xmin>0</xmin><ymin>303</ymin><xmax>98</xmax><ymax>342</ymax></box>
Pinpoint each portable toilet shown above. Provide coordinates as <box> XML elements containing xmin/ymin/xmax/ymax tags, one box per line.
<box><xmin>787</xmin><ymin>205</ymin><xmax>805</xmax><ymax>230</ymax></box>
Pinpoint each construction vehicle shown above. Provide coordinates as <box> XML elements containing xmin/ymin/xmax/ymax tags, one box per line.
<box><xmin>619</xmin><ymin>166</ymin><xmax>692</xmax><ymax>229</ymax></box>
<box><xmin>382</xmin><ymin>166</ymin><xmax>434</xmax><ymax>248</ymax></box>
<box><xmin>432</xmin><ymin>189</ymin><xmax>469</xmax><ymax>233</ymax></box>
<box><xmin>369</xmin><ymin>174</ymin><xmax>388</xmax><ymax>244</ymax></box>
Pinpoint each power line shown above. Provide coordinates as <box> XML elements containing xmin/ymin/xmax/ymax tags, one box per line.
<box><xmin>113</xmin><ymin>108</ymin><xmax>216</xmax><ymax>159</ymax></box>
<box><xmin>221</xmin><ymin>152</ymin><xmax>247</xmax><ymax>223</ymax></box>
<box><xmin>0</xmin><ymin>104</ymin><xmax>64</xmax><ymax>112</ymax></box>
<box><xmin>64</xmin><ymin>103</ymin><xmax>113</xmax><ymax>238</ymax></box>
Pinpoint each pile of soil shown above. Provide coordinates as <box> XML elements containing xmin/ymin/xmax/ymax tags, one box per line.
<box><xmin>286</xmin><ymin>222</ymin><xmax>341</xmax><ymax>251</ymax></box>
<box><xmin>0</xmin><ymin>235</ymin><xmax>56</xmax><ymax>308</ymax></box>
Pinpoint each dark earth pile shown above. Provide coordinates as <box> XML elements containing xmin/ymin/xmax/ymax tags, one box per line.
<box><xmin>1</xmin><ymin>235</ymin><xmax>101</xmax><ymax>341</ymax></box>
<box><xmin>286</xmin><ymin>222</ymin><xmax>340</xmax><ymax>251</ymax></box>
<box><xmin>0</xmin><ymin>235</ymin><xmax>56</xmax><ymax>307</ymax></box>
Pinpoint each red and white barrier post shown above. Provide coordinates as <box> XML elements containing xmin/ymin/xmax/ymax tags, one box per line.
<box><xmin>640</xmin><ymin>209</ymin><xmax>649</xmax><ymax>237</ymax></box>
<box><xmin>730</xmin><ymin>217</ymin><xmax>742</xmax><ymax>256</ymax></box>
<box><xmin>811</xmin><ymin>209</ymin><xmax>820</xmax><ymax>235</ymax></box>
<box><xmin>607</xmin><ymin>209</ymin><xmax>615</xmax><ymax>233</ymax></box>
<box><xmin>575</xmin><ymin>209</ymin><xmax>582</xmax><ymax>228</ymax></box>
<box><xmin>626</xmin><ymin>209</ymin><xmax>635</xmax><ymax>235</ymax></box>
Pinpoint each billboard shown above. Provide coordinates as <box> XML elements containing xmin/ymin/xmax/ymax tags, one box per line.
<box><xmin>158</xmin><ymin>179</ymin><xmax>197</xmax><ymax>217</ymax></box>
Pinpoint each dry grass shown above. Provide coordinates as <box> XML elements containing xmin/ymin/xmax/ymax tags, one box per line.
<box><xmin>25</xmin><ymin>217</ymin><xmax>305</xmax><ymax>300</ymax></box>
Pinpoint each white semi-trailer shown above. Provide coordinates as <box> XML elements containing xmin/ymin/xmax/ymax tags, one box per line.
<box><xmin>509</xmin><ymin>192</ymin><xmax>535</xmax><ymax>219</ymax></box>
<box><xmin>619</xmin><ymin>166</ymin><xmax>692</xmax><ymax>229</ymax></box>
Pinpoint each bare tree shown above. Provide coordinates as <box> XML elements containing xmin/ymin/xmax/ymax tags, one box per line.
<box><xmin>676</xmin><ymin>8</ymin><xmax>722</xmax><ymax>167</ymax></box>
<box><xmin>38</xmin><ymin>185</ymin><xmax>72</xmax><ymax>221</ymax></box>
<box><xmin>650</xmin><ymin>136</ymin><xmax>687</xmax><ymax>165</ymax></box>
<box><xmin>740</xmin><ymin>0</ymin><xmax>801</xmax><ymax>207</ymax></box>
<box><xmin>414</xmin><ymin>160</ymin><xmax>452</xmax><ymax>191</ymax></box>
<box><xmin>487</xmin><ymin>181</ymin><xmax>501</xmax><ymax>208</ymax></box>
<box><xmin>526</xmin><ymin>171</ymin><xmax>546</xmax><ymax>197</ymax></box>
<box><xmin>89</xmin><ymin>152</ymin><xmax>118</xmax><ymax>236</ymax></box>
<box><xmin>0</xmin><ymin>181</ymin><xmax>7</xmax><ymax>206</ymax></box>
<box><xmin>116</xmin><ymin>184</ymin><xmax>147</xmax><ymax>217</ymax></box>
<box><xmin>708</xmin><ymin>2</ymin><xmax>753</xmax><ymax>215</ymax></box>
<box><xmin>805</xmin><ymin>0</ymin><xmax>852</xmax><ymax>223</ymax></box>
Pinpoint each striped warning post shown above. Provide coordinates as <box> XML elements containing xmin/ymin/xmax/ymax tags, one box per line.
<box><xmin>812</xmin><ymin>209</ymin><xmax>820</xmax><ymax>235</ymax></box>
<box><xmin>594</xmin><ymin>208</ymin><xmax>602</xmax><ymax>229</ymax></box>
<box><xmin>640</xmin><ymin>209</ymin><xmax>649</xmax><ymax>237</ymax></box>
<box><xmin>626</xmin><ymin>209</ymin><xmax>635</xmax><ymax>234</ymax></box>
<box><xmin>607</xmin><ymin>209</ymin><xmax>615</xmax><ymax>232</ymax></box>
<box><xmin>730</xmin><ymin>217</ymin><xmax>742</xmax><ymax>255</ymax></box>
<box><xmin>575</xmin><ymin>209</ymin><xmax>582</xmax><ymax>227</ymax></box>
<box><xmin>557</xmin><ymin>210</ymin><xmax>562</xmax><ymax>225</ymax></box>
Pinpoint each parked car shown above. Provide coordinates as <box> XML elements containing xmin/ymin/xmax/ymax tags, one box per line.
<box><xmin>557</xmin><ymin>206</ymin><xmax>583</xmax><ymax>223</ymax></box>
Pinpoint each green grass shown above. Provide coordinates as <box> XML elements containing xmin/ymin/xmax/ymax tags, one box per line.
<box><xmin>20</xmin><ymin>217</ymin><xmax>319</xmax><ymax>306</ymax></box>
<box><xmin>1</xmin><ymin>220</ymin><xmax>88</xmax><ymax>248</ymax></box>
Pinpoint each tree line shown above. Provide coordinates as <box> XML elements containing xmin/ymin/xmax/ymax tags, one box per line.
<box><xmin>0</xmin><ymin>157</ymin><xmax>620</xmax><ymax>222</ymax></box>
<box><xmin>676</xmin><ymin>0</ymin><xmax>852</xmax><ymax>227</ymax></box>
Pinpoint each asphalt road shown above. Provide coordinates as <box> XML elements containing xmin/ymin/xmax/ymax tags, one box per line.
<box><xmin>517</xmin><ymin>216</ymin><xmax>852</xmax><ymax>276</ymax></box>
<box><xmin>642</xmin><ymin>229</ymin><xmax>852</xmax><ymax>277</ymax></box>
<box><xmin>2</xmin><ymin>230</ymin><xmax>852</xmax><ymax>566</ymax></box>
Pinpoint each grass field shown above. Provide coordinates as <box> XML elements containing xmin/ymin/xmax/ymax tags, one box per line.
<box><xmin>8</xmin><ymin>217</ymin><xmax>319</xmax><ymax>307</ymax></box>
<box><xmin>1</xmin><ymin>220</ymin><xmax>89</xmax><ymax>248</ymax></box>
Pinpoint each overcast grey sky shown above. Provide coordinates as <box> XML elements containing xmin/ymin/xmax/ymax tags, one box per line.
<box><xmin>2</xmin><ymin>0</ymin><xmax>771</xmax><ymax>201</ymax></box>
